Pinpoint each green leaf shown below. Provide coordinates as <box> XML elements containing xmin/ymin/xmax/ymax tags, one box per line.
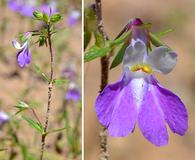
<box><xmin>110</xmin><ymin>31</ymin><xmax>131</xmax><ymax>46</ymax></box>
<box><xmin>46</xmin><ymin>127</ymin><xmax>67</xmax><ymax>136</ymax></box>
<box><xmin>139</xmin><ymin>22</ymin><xmax>152</xmax><ymax>29</ymax></box>
<box><xmin>43</xmin><ymin>13</ymin><xmax>49</xmax><ymax>23</ymax></box>
<box><xmin>84</xmin><ymin>30</ymin><xmax>92</xmax><ymax>50</ymax></box>
<box><xmin>15</xmin><ymin>101</ymin><xmax>29</xmax><ymax>109</ymax></box>
<box><xmin>50</xmin><ymin>13</ymin><xmax>62</xmax><ymax>23</ymax></box>
<box><xmin>22</xmin><ymin>116</ymin><xmax>44</xmax><ymax>134</ymax></box>
<box><xmin>53</xmin><ymin>78</ymin><xmax>67</xmax><ymax>85</ymax></box>
<box><xmin>33</xmin><ymin>11</ymin><xmax>43</xmax><ymax>20</ymax></box>
<box><xmin>110</xmin><ymin>42</ymin><xmax>128</xmax><ymax>69</ymax></box>
<box><xmin>84</xmin><ymin>45</ymin><xmax>111</xmax><ymax>62</ymax></box>
<box><xmin>149</xmin><ymin>33</ymin><xmax>165</xmax><ymax>47</ymax></box>
<box><xmin>19</xmin><ymin>34</ymin><xmax>28</xmax><ymax>43</ymax></box>
<box><xmin>38</xmin><ymin>36</ymin><xmax>46</xmax><ymax>47</ymax></box>
<box><xmin>154</xmin><ymin>28</ymin><xmax>174</xmax><ymax>37</ymax></box>
<box><xmin>14</xmin><ymin>101</ymin><xmax>29</xmax><ymax>115</ymax></box>
<box><xmin>33</xmin><ymin>64</ymin><xmax>50</xmax><ymax>82</ymax></box>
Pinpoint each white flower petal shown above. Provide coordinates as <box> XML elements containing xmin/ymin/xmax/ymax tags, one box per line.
<box><xmin>146</xmin><ymin>46</ymin><xmax>177</xmax><ymax>74</ymax></box>
<box><xmin>123</xmin><ymin>39</ymin><xmax>146</xmax><ymax>69</ymax></box>
<box><xmin>12</xmin><ymin>40</ymin><xmax>22</xmax><ymax>49</ymax></box>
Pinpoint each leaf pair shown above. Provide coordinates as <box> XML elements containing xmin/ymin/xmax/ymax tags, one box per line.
<box><xmin>84</xmin><ymin>31</ymin><xmax>131</xmax><ymax>62</ymax></box>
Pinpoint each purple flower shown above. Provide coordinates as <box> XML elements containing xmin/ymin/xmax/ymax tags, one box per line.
<box><xmin>67</xmin><ymin>10</ymin><xmax>81</xmax><ymax>27</ymax></box>
<box><xmin>8</xmin><ymin>0</ymin><xmax>36</xmax><ymax>17</ymax></box>
<box><xmin>8</xmin><ymin>0</ymin><xmax>58</xmax><ymax>17</ymax></box>
<box><xmin>12</xmin><ymin>33</ymin><xmax>31</xmax><ymax>68</ymax></box>
<box><xmin>39</xmin><ymin>2</ymin><xmax>58</xmax><ymax>16</ymax></box>
<box><xmin>65</xmin><ymin>82</ymin><xmax>81</xmax><ymax>102</ymax></box>
<box><xmin>95</xmin><ymin>20</ymin><xmax>188</xmax><ymax>146</ymax></box>
<box><xmin>62</xmin><ymin>67</ymin><xmax>77</xmax><ymax>81</ymax></box>
<box><xmin>0</xmin><ymin>111</ymin><xmax>9</xmax><ymax>126</ymax></box>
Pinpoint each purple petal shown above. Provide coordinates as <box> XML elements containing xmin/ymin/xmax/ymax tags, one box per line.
<box><xmin>20</xmin><ymin>4</ymin><xmax>35</xmax><ymax>17</ymax></box>
<box><xmin>65</xmin><ymin>88</ymin><xmax>81</xmax><ymax>102</ymax></box>
<box><xmin>67</xmin><ymin>10</ymin><xmax>80</xmax><ymax>27</ymax></box>
<box><xmin>8</xmin><ymin>0</ymin><xmax>22</xmax><ymax>12</ymax></box>
<box><xmin>17</xmin><ymin>46</ymin><xmax>31</xmax><ymax>68</ymax></box>
<box><xmin>0</xmin><ymin>111</ymin><xmax>9</xmax><ymax>125</ymax></box>
<box><xmin>95</xmin><ymin>77</ymin><xmax>138</xmax><ymax>136</ymax></box>
<box><xmin>40</xmin><ymin>3</ymin><xmax>58</xmax><ymax>15</ymax></box>
<box><xmin>138</xmin><ymin>77</ymin><xmax>169</xmax><ymax>146</ymax></box>
<box><xmin>150</xmin><ymin>76</ymin><xmax>188</xmax><ymax>135</ymax></box>
<box><xmin>62</xmin><ymin>67</ymin><xmax>77</xmax><ymax>80</ymax></box>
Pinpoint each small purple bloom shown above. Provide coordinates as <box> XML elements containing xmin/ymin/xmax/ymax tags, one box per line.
<box><xmin>39</xmin><ymin>2</ymin><xmax>58</xmax><ymax>15</ymax></box>
<box><xmin>67</xmin><ymin>10</ymin><xmax>81</xmax><ymax>27</ymax></box>
<box><xmin>95</xmin><ymin>19</ymin><xmax>188</xmax><ymax>146</ymax></box>
<box><xmin>8</xmin><ymin>0</ymin><xmax>58</xmax><ymax>17</ymax></box>
<box><xmin>62</xmin><ymin>67</ymin><xmax>77</xmax><ymax>81</ymax></box>
<box><xmin>12</xmin><ymin>33</ymin><xmax>31</xmax><ymax>68</ymax></box>
<box><xmin>65</xmin><ymin>82</ymin><xmax>81</xmax><ymax>102</ymax></box>
<box><xmin>8</xmin><ymin>0</ymin><xmax>36</xmax><ymax>17</ymax></box>
<box><xmin>0</xmin><ymin>111</ymin><xmax>9</xmax><ymax>126</ymax></box>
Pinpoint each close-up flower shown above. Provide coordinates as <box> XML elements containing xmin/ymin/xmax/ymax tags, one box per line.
<box><xmin>12</xmin><ymin>32</ymin><xmax>31</xmax><ymax>68</ymax></box>
<box><xmin>95</xmin><ymin>18</ymin><xmax>188</xmax><ymax>146</ymax></box>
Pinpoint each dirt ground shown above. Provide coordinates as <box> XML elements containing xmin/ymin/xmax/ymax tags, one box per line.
<box><xmin>84</xmin><ymin>0</ymin><xmax>195</xmax><ymax>160</ymax></box>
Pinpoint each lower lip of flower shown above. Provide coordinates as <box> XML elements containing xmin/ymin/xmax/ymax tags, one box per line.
<box><xmin>130</xmin><ymin>63</ymin><xmax>152</xmax><ymax>74</ymax></box>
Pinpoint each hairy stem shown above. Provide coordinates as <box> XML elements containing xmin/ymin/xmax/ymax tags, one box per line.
<box><xmin>95</xmin><ymin>0</ymin><xmax>109</xmax><ymax>160</ymax></box>
<box><xmin>40</xmin><ymin>24</ymin><xmax>54</xmax><ymax>160</ymax></box>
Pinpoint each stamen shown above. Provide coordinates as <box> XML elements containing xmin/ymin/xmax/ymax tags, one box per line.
<box><xmin>130</xmin><ymin>64</ymin><xmax>152</xmax><ymax>74</ymax></box>
<box><xmin>142</xmin><ymin>65</ymin><xmax>152</xmax><ymax>73</ymax></box>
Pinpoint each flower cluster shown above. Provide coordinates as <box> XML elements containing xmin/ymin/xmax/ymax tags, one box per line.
<box><xmin>8</xmin><ymin>0</ymin><xmax>58</xmax><ymax>17</ymax></box>
<box><xmin>95</xmin><ymin>18</ymin><xmax>188</xmax><ymax>146</ymax></box>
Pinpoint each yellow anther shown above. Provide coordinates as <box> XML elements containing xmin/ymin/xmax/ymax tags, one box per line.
<box><xmin>131</xmin><ymin>64</ymin><xmax>142</xmax><ymax>72</ymax></box>
<box><xmin>142</xmin><ymin>65</ymin><xmax>152</xmax><ymax>73</ymax></box>
<box><xmin>130</xmin><ymin>64</ymin><xmax>152</xmax><ymax>74</ymax></box>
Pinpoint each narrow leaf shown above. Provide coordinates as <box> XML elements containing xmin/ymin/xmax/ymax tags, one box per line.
<box><xmin>43</xmin><ymin>13</ymin><xmax>49</xmax><ymax>23</ymax></box>
<box><xmin>110</xmin><ymin>42</ymin><xmax>128</xmax><ymax>69</ymax></box>
<box><xmin>110</xmin><ymin>31</ymin><xmax>131</xmax><ymax>46</ymax></box>
<box><xmin>46</xmin><ymin>127</ymin><xmax>67</xmax><ymax>136</ymax></box>
<box><xmin>15</xmin><ymin>101</ymin><xmax>29</xmax><ymax>109</ymax></box>
<box><xmin>154</xmin><ymin>28</ymin><xmax>174</xmax><ymax>37</ymax></box>
<box><xmin>53</xmin><ymin>79</ymin><xmax>67</xmax><ymax>85</ymax></box>
<box><xmin>149</xmin><ymin>33</ymin><xmax>165</xmax><ymax>47</ymax></box>
<box><xmin>84</xmin><ymin>30</ymin><xmax>92</xmax><ymax>50</ymax></box>
<box><xmin>84</xmin><ymin>45</ymin><xmax>111</xmax><ymax>62</ymax></box>
<box><xmin>22</xmin><ymin>116</ymin><xmax>44</xmax><ymax>134</ymax></box>
<box><xmin>33</xmin><ymin>64</ymin><xmax>50</xmax><ymax>82</ymax></box>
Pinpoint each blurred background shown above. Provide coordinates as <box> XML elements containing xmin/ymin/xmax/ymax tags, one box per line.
<box><xmin>0</xmin><ymin>0</ymin><xmax>81</xmax><ymax>159</ymax></box>
<box><xmin>84</xmin><ymin>0</ymin><xmax>195</xmax><ymax>160</ymax></box>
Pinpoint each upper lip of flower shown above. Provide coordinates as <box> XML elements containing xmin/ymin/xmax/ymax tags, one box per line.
<box><xmin>123</xmin><ymin>38</ymin><xmax>177</xmax><ymax>78</ymax></box>
<box><xmin>12</xmin><ymin>40</ymin><xmax>28</xmax><ymax>50</ymax></box>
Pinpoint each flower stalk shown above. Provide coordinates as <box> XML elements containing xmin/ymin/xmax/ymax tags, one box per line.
<box><xmin>95</xmin><ymin>0</ymin><xmax>109</xmax><ymax>159</ymax></box>
<box><xmin>40</xmin><ymin>23</ymin><xmax>54</xmax><ymax>160</ymax></box>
